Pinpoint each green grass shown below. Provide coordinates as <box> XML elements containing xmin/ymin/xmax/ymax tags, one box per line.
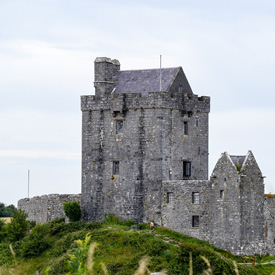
<box><xmin>255</xmin><ymin>264</ymin><xmax>275</xmax><ymax>274</ymax></box>
<box><xmin>0</xmin><ymin>219</ymin><xmax>272</xmax><ymax>274</ymax></box>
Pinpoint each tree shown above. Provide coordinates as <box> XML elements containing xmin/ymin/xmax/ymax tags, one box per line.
<box><xmin>6</xmin><ymin>209</ymin><xmax>28</xmax><ymax>242</ymax></box>
<box><xmin>0</xmin><ymin>203</ymin><xmax>17</xmax><ymax>217</ymax></box>
<box><xmin>5</xmin><ymin>204</ymin><xmax>16</xmax><ymax>217</ymax></box>
<box><xmin>63</xmin><ymin>201</ymin><xmax>81</xmax><ymax>222</ymax></box>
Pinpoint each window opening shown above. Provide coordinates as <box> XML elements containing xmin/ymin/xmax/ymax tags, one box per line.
<box><xmin>192</xmin><ymin>192</ymin><xmax>200</xmax><ymax>204</ymax></box>
<box><xmin>192</xmin><ymin>216</ymin><xmax>200</xmax><ymax>227</ymax></box>
<box><xmin>183</xmin><ymin>161</ymin><xmax>191</xmax><ymax>177</ymax></box>
<box><xmin>178</xmin><ymin>84</ymin><xmax>183</xmax><ymax>93</ymax></box>
<box><xmin>116</xmin><ymin>120</ymin><xmax>123</xmax><ymax>134</ymax></box>
<box><xmin>113</xmin><ymin>161</ymin><xmax>120</xmax><ymax>175</ymax></box>
<box><xmin>196</xmin><ymin>120</ymin><xmax>199</xmax><ymax>127</ymax></box>
<box><xmin>184</xmin><ymin>121</ymin><xmax>188</xmax><ymax>135</ymax></box>
<box><xmin>167</xmin><ymin>192</ymin><xmax>174</xmax><ymax>204</ymax></box>
<box><xmin>220</xmin><ymin>190</ymin><xmax>224</xmax><ymax>199</ymax></box>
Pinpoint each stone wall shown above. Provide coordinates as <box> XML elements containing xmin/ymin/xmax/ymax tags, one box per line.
<box><xmin>209</xmin><ymin>152</ymin><xmax>266</xmax><ymax>255</ymax></box>
<box><xmin>161</xmin><ymin>180</ymin><xmax>210</xmax><ymax>241</ymax></box>
<box><xmin>209</xmin><ymin>153</ymin><xmax>242</xmax><ymax>253</ymax></box>
<box><xmin>81</xmin><ymin>90</ymin><xmax>210</xmax><ymax>224</ymax></box>
<box><xmin>264</xmin><ymin>195</ymin><xmax>275</xmax><ymax>254</ymax></box>
<box><xmin>239</xmin><ymin>152</ymin><xmax>265</xmax><ymax>255</ymax></box>
<box><xmin>18</xmin><ymin>194</ymin><xmax>81</xmax><ymax>224</ymax></box>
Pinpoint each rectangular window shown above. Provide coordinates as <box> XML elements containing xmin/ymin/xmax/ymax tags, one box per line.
<box><xmin>192</xmin><ymin>192</ymin><xmax>200</xmax><ymax>204</ymax></box>
<box><xmin>167</xmin><ymin>192</ymin><xmax>174</xmax><ymax>204</ymax></box>
<box><xmin>196</xmin><ymin>120</ymin><xmax>199</xmax><ymax>127</ymax></box>
<box><xmin>184</xmin><ymin>121</ymin><xmax>188</xmax><ymax>135</ymax></box>
<box><xmin>220</xmin><ymin>190</ymin><xmax>224</xmax><ymax>199</ymax></box>
<box><xmin>113</xmin><ymin>161</ymin><xmax>120</xmax><ymax>175</ymax></box>
<box><xmin>192</xmin><ymin>216</ymin><xmax>200</xmax><ymax>227</ymax></box>
<box><xmin>116</xmin><ymin>120</ymin><xmax>123</xmax><ymax>134</ymax></box>
<box><xmin>183</xmin><ymin>161</ymin><xmax>191</xmax><ymax>177</ymax></box>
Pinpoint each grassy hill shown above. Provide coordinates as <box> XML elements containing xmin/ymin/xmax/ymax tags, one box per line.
<box><xmin>0</xmin><ymin>217</ymin><xmax>275</xmax><ymax>274</ymax></box>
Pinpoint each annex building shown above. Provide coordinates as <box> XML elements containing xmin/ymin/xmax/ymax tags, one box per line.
<box><xmin>19</xmin><ymin>57</ymin><xmax>275</xmax><ymax>255</ymax></box>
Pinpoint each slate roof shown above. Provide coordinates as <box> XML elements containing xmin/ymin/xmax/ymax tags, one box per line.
<box><xmin>113</xmin><ymin>67</ymin><xmax>180</xmax><ymax>96</ymax></box>
<box><xmin>230</xmin><ymin>155</ymin><xmax>246</xmax><ymax>167</ymax></box>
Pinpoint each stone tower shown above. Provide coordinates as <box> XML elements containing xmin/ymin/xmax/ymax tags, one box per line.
<box><xmin>81</xmin><ymin>57</ymin><xmax>210</xmax><ymax>223</ymax></box>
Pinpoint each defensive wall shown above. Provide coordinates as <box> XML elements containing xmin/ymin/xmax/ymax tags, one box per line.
<box><xmin>18</xmin><ymin>194</ymin><xmax>81</xmax><ymax>224</ymax></box>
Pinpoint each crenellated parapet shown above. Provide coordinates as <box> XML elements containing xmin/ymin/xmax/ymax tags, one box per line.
<box><xmin>81</xmin><ymin>92</ymin><xmax>210</xmax><ymax>114</ymax></box>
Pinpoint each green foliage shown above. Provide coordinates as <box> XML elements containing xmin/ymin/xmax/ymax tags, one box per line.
<box><xmin>50</xmin><ymin>217</ymin><xmax>65</xmax><ymax>224</ymax></box>
<box><xmin>255</xmin><ymin>263</ymin><xmax>275</xmax><ymax>275</ymax></box>
<box><xmin>63</xmin><ymin>201</ymin><xmax>82</xmax><ymax>222</ymax></box>
<box><xmin>0</xmin><ymin>242</ymin><xmax>14</xmax><ymax>265</ymax></box>
<box><xmin>6</xmin><ymin>209</ymin><xmax>29</xmax><ymax>242</ymax></box>
<box><xmin>0</xmin><ymin>219</ymin><xmax>5</xmax><ymax>230</ymax></box>
<box><xmin>104</xmin><ymin>213</ymin><xmax>135</xmax><ymax>227</ymax></box>
<box><xmin>49</xmin><ymin>221</ymin><xmax>97</xmax><ymax>237</ymax></box>
<box><xmin>20</xmin><ymin>224</ymin><xmax>51</xmax><ymax>257</ymax></box>
<box><xmin>0</xmin><ymin>219</ymin><xmax>266</xmax><ymax>275</ymax></box>
<box><xmin>0</xmin><ymin>203</ymin><xmax>16</xmax><ymax>217</ymax></box>
<box><xmin>236</xmin><ymin>163</ymin><xmax>242</xmax><ymax>173</ymax></box>
<box><xmin>167</xmin><ymin>243</ymin><xmax>256</xmax><ymax>275</ymax></box>
<box><xmin>66</xmin><ymin>233</ymin><xmax>93</xmax><ymax>274</ymax></box>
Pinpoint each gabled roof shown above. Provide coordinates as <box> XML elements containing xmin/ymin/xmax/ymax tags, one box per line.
<box><xmin>113</xmin><ymin>67</ymin><xmax>180</xmax><ymax>96</ymax></box>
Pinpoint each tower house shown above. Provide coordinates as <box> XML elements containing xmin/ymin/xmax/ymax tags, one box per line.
<box><xmin>81</xmin><ymin>57</ymin><xmax>210</xmax><ymax>223</ymax></box>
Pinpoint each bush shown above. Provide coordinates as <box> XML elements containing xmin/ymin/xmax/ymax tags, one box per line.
<box><xmin>0</xmin><ymin>219</ymin><xmax>6</xmax><ymax>231</ymax></box>
<box><xmin>104</xmin><ymin>213</ymin><xmax>134</xmax><ymax>227</ymax></box>
<box><xmin>20</xmin><ymin>224</ymin><xmax>51</xmax><ymax>258</ymax></box>
<box><xmin>6</xmin><ymin>209</ymin><xmax>28</xmax><ymax>242</ymax></box>
<box><xmin>63</xmin><ymin>201</ymin><xmax>81</xmax><ymax>222</ymax></box>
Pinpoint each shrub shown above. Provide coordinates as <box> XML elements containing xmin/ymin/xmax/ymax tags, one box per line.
<box><xmin>63</xmin><ymin>201</ymin><xmax>81</xmax><ymax>222</ymax></box>
<box><xmin>20</xmin><ymin>224</ymin><xmax>51</xmax><ymax>258</ymax></box>
<box><xmin>0</xmin><ymin>219</ymin><xmax>6</xmax><ymax>231</ymax></box>
<box><xmin>104</xmin><ymin>213</ymin><xmax>134</xmax><ymax>227</ymax></box>
<box><xmin>66</xmin><ymin>233</ymin><xmax>94</xmax><ymax>274</ymax></box>
<box><xmin>6</xmin><ymin>209</ymin><xmax>28</xmax><ymax>242</ymax></box>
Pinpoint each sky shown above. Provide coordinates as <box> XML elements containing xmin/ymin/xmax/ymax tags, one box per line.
<box><xmin>0</xmin><ymin>0</ymin><xmax>275</xmax><ymax>206</ymax></box>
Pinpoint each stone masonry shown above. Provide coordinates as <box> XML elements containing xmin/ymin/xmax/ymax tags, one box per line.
<box><xmin>81</xmin><ymin>57</ymin><xmax>210</xmax><ymax>224</ymax></box>
<box><xmin>18</xmin><ymin>56</ymin><xmax>275</xmax><ymax>256</ymax></box>
<box><xmin>18</xmin><ymin>194</ymin><xmax>81</xmax><ymax>223</ymax></box>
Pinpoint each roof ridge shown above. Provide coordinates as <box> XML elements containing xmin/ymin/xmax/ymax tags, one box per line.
<box><xmin>119</xmin><ymin>67</ymin><xmax>180</xmax><ymax>73</ymax></box>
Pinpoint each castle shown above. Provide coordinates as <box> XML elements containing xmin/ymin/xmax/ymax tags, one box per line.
<box><xmin>18</xmin><ymin>57</ymin><xmax>275</xmax><ymax>255</ymax></box>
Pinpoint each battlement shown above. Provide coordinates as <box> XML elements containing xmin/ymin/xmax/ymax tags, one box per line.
<box><xmin>81</xmin><ymin>92</ymin><xmax>210</xmax><ymax>114</ymax></box>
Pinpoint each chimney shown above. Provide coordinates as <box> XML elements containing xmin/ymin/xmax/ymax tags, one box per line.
<box><xmin>94</xmin><ymin>57</ymin><xmax>120</xmax><ymax>97</ymax></box>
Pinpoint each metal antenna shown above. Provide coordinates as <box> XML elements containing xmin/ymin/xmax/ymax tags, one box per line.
<box><xmin>160</xmin><ymin>55</ymin><xmax>162</xmax><ymax>91</ymax></box>
<box><xmin>28</xmin><ymin>170</ymin><xmax>30</xmax><ymax>198</ymax></box>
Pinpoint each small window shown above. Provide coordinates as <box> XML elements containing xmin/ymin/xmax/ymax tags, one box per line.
<box><xmin>192</xmin><ymin>192</ymin><xmax>200</xmax><ymax>204</ymax></box>
<box><xmin>196</xmin><ymin>120</ymin><xmax>199</xmax><ymax>127</ymax></box>
<box><xmin>220</xmin><ymin>190</ymin><xmax>224</xmax><ymax>199</ymax></box>
<box><xmin>113</xmin><ymin>161</ymin><xmax>120</xmax><ymax>175</ymax></box>
<box><xmin>192</xmin><ymin>216</ymin><xmax>200</xmax><ymax>227</ymax></box>
<box><xmin>116</xmin><ymin>120</ymin><xmax>123</xmax><ymax>134</ymax></box>
<box><xmin>183</xmin><ymin>161</ymin><xmax>191</xmax><ymax>177</ymax></box>
<box><xmin>167</xmin><ymin>192</ymin><xmax>174</xmax><ymax>204</ymax></box>
<box><xmin>184</xmin><ymin>121</ymin><xmax>188</xmax><ymax>135</ymax></box>
<box><xmin>178</xmin><ymin>84</ymin><xmax>183</xmax><ymax>93</ymax></box>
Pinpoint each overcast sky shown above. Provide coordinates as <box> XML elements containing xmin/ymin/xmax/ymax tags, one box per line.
<box><xmin>1</xmin><ymin>0</ymin><xmax>275</xmax><ymax>206</ymax></box>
